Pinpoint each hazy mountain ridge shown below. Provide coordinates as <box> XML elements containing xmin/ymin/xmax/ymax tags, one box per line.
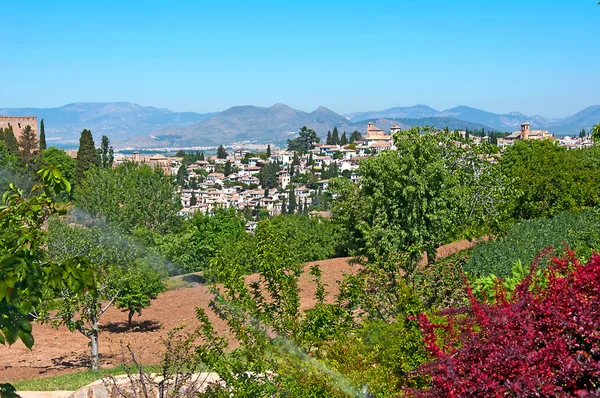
<box><xmin>350</xmin><ymin>105</ymin><xmax>600</xmax><ymax>133</ymax></box>
<box><xmin>1</xmin><ymin>102</ymin><xmax>598</xmax><ymax>148</ymax></box>
<box><xmin>0</xmin><ymin>102</ymin><xmax>215</xmax><ymax>144</ymax></box>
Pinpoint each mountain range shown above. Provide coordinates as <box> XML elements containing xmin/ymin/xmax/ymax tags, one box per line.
<box><xmin>1</xmin><ymin>102</ymin><xmax>598</xmax><ymax>148</ymax></box>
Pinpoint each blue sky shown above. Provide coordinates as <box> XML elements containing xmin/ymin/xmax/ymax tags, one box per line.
<box><xmin>1</xmin><ymin>1</ymin><xmax>599</xmax><ymax>117</ymax></box>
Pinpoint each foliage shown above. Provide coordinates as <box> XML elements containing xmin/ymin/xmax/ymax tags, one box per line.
<box><xmin>414</xmin><ymin>250</ymin><xmax>600</xmax><ymax>397</ymax></box>
<box><xmin>39</xmin><ymin>147</ymin><xmax>77</xmax><ymax>189</ymax></box>
<box><xmin>217</xmin><ymin>144</ymin><xmax>228</xmax><ymax>159</ymax></box>
<box><xmin>75</xmin><ymin>129</ymin><xmax>99</xmax><ymax>183</ymax></box>
<box><xmin>287</xmin><ymin>126</ymin><xmax>318</xmax><ymax>154</ymax></box>
<box><xmin>465</xmin><ymin>209</ymin><xmax>600</xmax><ymax>278</ymax></box>
<box><xmin>331</xmin><ymin>128</ymin><xmax>512</xmax><ymax>273</ymax></box>
<box><xmin>74</xmin><ymin>162</ymin><xmax>181</xmax><ymax>233</ymax></box>
<box><xmin>44</xmin><ymin>218</ymin><xmax>167</xmax><ymax>369</ymax></box>
<box><xmin>500</xmin><ymin>139</ymin><xmax>600</xmax><ymax>220</ymax></box>
<box><xmin>98</xmin><ymin>135</ymin><xmax>114</xmax><ymax>168</ymax></box>
<box><xmin>141</xmin><ymin>206</ymin><xmax>247</xmax><ymax>274</ymax></box>
<box><xmin>258</xmin><ymin>161</ymin><xmax>281</xmax><ymax>189</ymax></box>
<box><xmin>0</xmin><ymin>168</ymin><xmax>93</xmax><ymax>352</ymax></box>
<box><xmin>254</xmin><ymin>214</ymin><xmax>346</xmax><ymax>262</ymax></box>
<box><xmin>414</xmin><ymin>252</ymin><xmax>470</xmax><ymax>310</ymax></box>
<box><xmin>591</xmin><ymin>123</ymin><xmax>600</xmax><ymax>143</ymax></box>
<box><xmin>3</xmin><ymin>126</ymin><xmax>20</xmax><ymax>156</ymax></box>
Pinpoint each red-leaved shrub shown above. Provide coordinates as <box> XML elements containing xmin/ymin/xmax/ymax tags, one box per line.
<box><xmin>413</xmin><ymin>249</ymin><xmax>600</xmax><ymax>397</ymax></box>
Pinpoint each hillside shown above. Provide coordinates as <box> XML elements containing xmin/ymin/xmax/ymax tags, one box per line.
<box><xmin>0</xmin><ymin>102</ymin><xmax>215</xmax><ymax>146</ymax></box>
<box><xmin>142</xmin><ymin>103</ymin><xmax>351</xmax><ymax>147</ymax></box>
<box><xmin>349</xmin><ymin>105</ymin><xmax>600</xmax><ymax>133</ymax></box>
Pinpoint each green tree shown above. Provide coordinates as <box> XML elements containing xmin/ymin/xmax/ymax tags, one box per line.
<box><xmin>99</xmin><ymin>135</ymin><xmax>114</xmax><ymax>168</ymax></box>
<box><xmin>75</xmin><ymin>129</ymin><xmax>99</xmax><ymax>183</ymax></box>
<box><xmin>326</xmin><ymin>131</ymin><xmax>333</xmax><ymax>145</ymax></box>
<box><xmin>39</xmin><ymin>119</ymin><xmax>46</xmax><ymax>151</ymax></box>
<box><xmin>40</xmin><ymin>147</ymin><xmax>77</xmax><ymax>189</ymax></box>
<box><xmin>287</xmin><ymin>126</ymin><xmax>318</xmax><ymax>154</ymax></box>
<box><xmin>44</xmin><ymin>219</ymin><xmax>166</xmax><ymax>369</ymax></box>
<box><xmin>350</xmin><ymin>130</ymin><xmax>362</xmax><ymax>143</ymax></box>
<box><xmin>3</xmin><ymin>126</ymin><xmax>19</xmax><ymax>156</ymax></box>
<box><xmin>75</xmin><ymin>163</ymin><xmax>181</xmax><ymax>233</ymax></box>
<box><xmin>18</xmin><ymin>125</ymin><xmax>38</xmax><ymax>164</ymax></box>
<box><xmin>0</xmin><ymin>168</ymin><xmax>93</xmax><ymax>363</ymax></box>
<box><xmin>258</xmin><ymin>162</ymin><xmax>281</xmax><ymax>189</ymax></box>
<box><xmin>176</xmin><ymin>162</ymin><xmax>189</xmax><ymax>187</ymax></box>
<box><xmin>217</xmin><ymin>145</ymin><xmax>228</xmax><ymax>159</ymax></box>
<box><xmin>332</xmin><ymin>127</ymin><xmax>340</xmax><ymax>145</ymax></box>
<box><xmin>224</xmin><ymin>160</ymin><xmax>233</xmax><ymax>176</ymax></box>
<box><xmin>266</xmin><ymin>144</ymin><xmax>271</xmax><ymax>158</ymax></box>
<box><xmin>579</xmin><ymin>128</ymin><xmax>587</xmax><ymax>139</ymax></box>
<box><xmin>592</xmin><ymin>124</ymin><xmax>600</xmax><ymax>143</ymax></box>
<box><xmin>288</xmin><ymin>186</ymin><xmax>296</xmax><ymax>213</ymax></box>
<box><xmin>340</xmin><ymin>132</ymin><xmax>348</xmax><ymax>146</ymax></box>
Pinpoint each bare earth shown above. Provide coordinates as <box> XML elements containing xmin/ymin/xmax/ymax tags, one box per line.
<box><xmin>0</xmin><ymin>238</ymin><xmax>478</xmax><ymax>383</ymax></box>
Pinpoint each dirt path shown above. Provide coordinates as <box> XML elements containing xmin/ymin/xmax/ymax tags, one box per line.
<box><xmin>1</xmin><ymin>238</ymin><xmax>479</xmax><ymax>383</ymax></box>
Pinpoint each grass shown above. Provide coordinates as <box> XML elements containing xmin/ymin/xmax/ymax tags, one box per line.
<box><xmin>13</xmin><ymin>364</ymin><xmax>162</xmax><ymax>391</ymax></box>
<box><xmin>165</xmin><ymin>272</ymin><xmax>206</xmax><ymax>290</ymax></box>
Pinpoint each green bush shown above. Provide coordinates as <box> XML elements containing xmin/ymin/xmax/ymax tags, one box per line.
<box><xmin>464</xmin><ymin>209</ymin><xmax>600</xmax><ymax>278</ymax></box>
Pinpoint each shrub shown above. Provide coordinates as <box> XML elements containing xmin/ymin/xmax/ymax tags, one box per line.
<box><xmin>464</xmin><ymin>209</ymin><xmax>600</xmax><ymax>278</ymax></box>
<box><xmin>413</xmin><ymin>249</ymin><xmax>600</xmax><ymax>397</ymax></box>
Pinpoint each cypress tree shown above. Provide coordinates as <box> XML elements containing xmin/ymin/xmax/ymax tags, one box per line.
<box><xmin>100</xmin><ymin>135</ymin><xmax>114</xmax><ymax>168</ymax></box>
<box><xmin>332</xmin><ymin>127</ymin><xmax>340</xmax><ymax>145</ymax></box>
<box><xmin>281</xmin><ymin>198</ymin><xmax>287</xmax><ymax>215</ymax></box>
<box><xmin>199</xmin><ymin>152</ymin><xmax>205</xmax><ymax>161</ymax></box>
<box><xmin>76</xmin><ymin>129</ymin><xmax>100</xmax><ymax>183</ymax></box>
<box><xmin>326</xmin><ymin>131</ymin><xmax>332</xmax><ymax>145</ymax></box>
<box><xmin>288</xmin><ymin>186</ymin><xmax>296</xmax><ymax>214</ymax></box>
<box><xmin>190</xmin><ymin>192</ymin><xmax>197</xmax><ymax>207</ymax></box>
<box><xmin>340</xmin><ymin>132</ymin><xmax>348</xmax><ymax>146</ymax></box>
<box><xmin>266</xmin><ymin>144</ymin><xmax>271</xmax><ymax>158</ymax></box>
<box><xmin>4</xmin><ymin>126</ymin><xmax>20</xmax><ymax>156</ymax></box>
<box><xmin>39</xmin><ymin>119</ymin><xmax>47</xmax><ymax>151</ymax></box>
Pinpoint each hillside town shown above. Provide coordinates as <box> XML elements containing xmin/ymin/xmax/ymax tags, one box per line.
<box><xmin>101</xmin><ymin>121</ymin><xmax>595</xmax><ymax>224</ymax></box>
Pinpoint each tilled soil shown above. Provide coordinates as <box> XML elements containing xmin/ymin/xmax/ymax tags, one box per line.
<box><xmin>1</xmin><ymin>238</ymin><xmax>478</xmax><ymax>383</ymax></box>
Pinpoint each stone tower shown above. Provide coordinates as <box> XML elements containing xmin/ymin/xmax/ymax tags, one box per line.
<box><xmin>520</xmin><ymin>122</ymin><xmax>530</xmax><ymax>140</ymax></box>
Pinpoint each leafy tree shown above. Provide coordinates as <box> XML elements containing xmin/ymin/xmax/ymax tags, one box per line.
<box><xmin>332</xmin><ymin>127</ymin><xmax>340</xmax><ymax>145</ymax></box>
<box><xmin>75</xmin><ymin>163</ymin><xmax>181</xmax><ymax>233</ymax></box>
<box><xmin>40</xmin><ymin>147</ymin><xmax>77</xmax><ymax>190</ymax></box>
<box><xmin>0</xmin><ymin>168</ymin><xmax>93</xmax><ymax>357</ymax></box>
<box><xmin>75</xmin><ymin>129</ymin><xmax>99</xmax><ymax>183</ymax></box>
<box><xmin>287</xmin><ymin>126</ymin><xmax>318</xmax><ymax>154</ymax></box>
<box><xmin>500</xmin><ymin>139</ymin><xmax>600</xmax><ymax>219</ymax></box>
<box><xmin>332</xmin><ymin>128</ymin><xmax>509</xmax><ymax>271</ymax></box>
<box><xmin>592</xmin><ymin>124</ymin><xmax>600</xmax><ymax>143</ymax></box>
<box><xmin>217</xmin><ymin>145</ymin><xmax>228</xmax><ymax>159</ymax></box>
<box><xmin>258</xmin><ymin>162</ymin><xmax>281</xmax><ymax>189</ymax></box>
<box><xmin>0</xmin><ymin>142</ymin><xmax>19</xmax><ymax>191</ymax></box>
<box><xmin>39</xmin><ymin>119</ymin><xmax>46</xmax><ymax>151</ymax></box>
<box><xmin>44</xmin><ymin>219</ymin><xmax>166</xmax><ymax>369</ymax></box>
<box><xmin>114</xmin><ymin>263</ymin><xmax>166</xmax><ymax>329</ymax></box>
<box><xmin>98</xmin><ymin>135</ymin><xmax>114</xmax><ymax>168</ymax></box>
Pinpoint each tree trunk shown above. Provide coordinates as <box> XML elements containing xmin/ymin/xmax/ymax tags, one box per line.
<box><xmin>90</xmin><ymin>324</ymin><xmax>99</xmax><ymax>371</ymax></box>
<box><xmin>128</xmin><ymin>310</ymin><xmax>134</xmax><ymax>329</ymax></box>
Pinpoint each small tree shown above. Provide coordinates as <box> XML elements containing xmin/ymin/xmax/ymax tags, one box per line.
<box><xmin>217</xmin><ymin>145</ymin><xmax>228</xmax><ymax>159</ymax></box>
<box><xmin>76</xmin><ymin>129</ymin><xmax>99</xmax><ymax>183</ymax></box>
<box><xmin>18</xmin><ymin>125</ymin><xmax>38</xmax><ymax>163</ymax></box>
<box><xmin>266</xmin><ymin>144</ymin><xmax>271</xmax><ymax>158</ymax></box>
<box><xmin>99</xmin><ymin>135</ymin><xmax>114</xmax><ymax>168</ymax></box>
<box><xmin>39</xmin><ymin>119</ymin><xmax>47</xmax><ymax>151</ymax></box>
<box><xmin>288</xmin><ymin>186</ymin><xmax>296</xmax><ymax>214</ymax></box>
